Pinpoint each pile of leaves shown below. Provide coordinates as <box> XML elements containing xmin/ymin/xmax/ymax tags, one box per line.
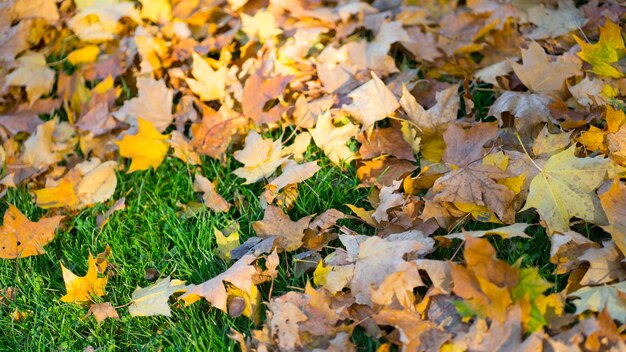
<box><xmin>1</xmin><ymin>0</ymin><xmax>626</xmax><ymax>350</ymax></box>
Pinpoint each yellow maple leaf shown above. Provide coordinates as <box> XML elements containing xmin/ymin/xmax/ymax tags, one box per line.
<box><xmin>521</xmin><ymin>146</ymin><xmax>609</xmax><ymax>233</ymax></box>
<box><xmin>60</xmin><ymin>252</ymin><xmax>109</xmax><ymax>303</ymax></box>
<box><xmin>116</xmin><ymin>118</ymin><xmax>170</xmax><ymax>173</ymax></box>
<box><xmin>574</xmin><ymin>20</ymin><xmax>626</xmax><ymax>78</ymax></box>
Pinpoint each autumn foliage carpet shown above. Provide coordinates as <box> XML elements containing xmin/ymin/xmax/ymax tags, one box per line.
<box><xmin>1</xmin><ymin>0</ymin><xmax>626</xmax><ymax>351</ymax></box>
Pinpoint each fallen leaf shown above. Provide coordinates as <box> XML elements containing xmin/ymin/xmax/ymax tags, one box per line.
<box><xmin>86</xmin><ymin>302</ymin><xmax>119</xmax><ymax>323</ymax></box>
<box><xmin>574</xmin><ymin>19</ymin><xmax>626</xmax><ymax>78</ymax></box>
<box><xmin>193</xmin><ymin>174</ymin><xmax>230</xmax><ymax>212</ymax></box>
<box><xmin>343</xmin><ymin>72</ymin><xmax>399</xmax><ymax>129</ymax></box>
<box><xmin>180</xmin><ymin>254</ymin><xmax>258</xmax><ymax>312</ymax></box>
<box><xmin>113</xmin><ymin>77</ymin><xmax>174</xmax><ymax>132</ymax></box>
<box><xmin>569</xmin><ymin>281</ymin><xmax>626</xmax><ymax>323</ymax></box>
<box><xmin>4</xmin><ymin>51</ymin><xmax>55</xmax><ymax>103</ymax></box>
<box><xmin>0</xmin><ymin>205</ymin><xmax>63</xmax><ymax>259</ymax></box>
<box><xmin>252</xmin><ymin>205</ymin><xmax>313</xmax><ymax>252</ymax></box>
<box><xmin>116</xmin><ymin>118</ymin><xmax>170</xmax><ymax>172</ymax></box>
<box><xmin>522</xmin><ymin>146</ymin><xmax>609</xmax><ymax>233</ymax></box>
<box><xmin>233</xmin><ymin>131</ymin><xmax>286</xmax><ymax>184</ymax></box>
<box><xmin>510</xmin><ymin>41</ymin><xmax>581</xmax><ymax>96</ymax></box>
<box><xmin>215</xmin><ymin>227</ymin><xmax>240</xmax><ymax>261</ymax></box>
<box><xmin>185</xmin><ymin>52</ymin><xmax>228</xmax><ymax>102</ymax></box>
<box><xmin>599</xmin><ymin>179</ymin><xmax>626</xmax><ymax>256</ymax></box>
<box><xmin>129</xmin><ymin>276</ymin><xmax>187</xmax><ymax>317</ymax></box>
<box><xmin>309</xmin><ymin>110</ymin><xmax>359</xmax><ymax>166</ymax></box>
<box><xmin>60</xmin><ymin>252</ymin><xmax>109</xmax><ymax>303</ymax></box>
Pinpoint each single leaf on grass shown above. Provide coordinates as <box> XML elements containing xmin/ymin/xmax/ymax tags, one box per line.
<box><xmin>215</xmin><ymin>227</ymin><xmax>240</xmax><ymax>261</ymax></box>
<box><xmin>86</xmin><ymin>302</ymin><xmax>119</xmax><ymax>323</ymax></box>
<box><xmin>129</xmin><ymin>276</ymin><xmax>187</xmax><ymax>317</ymax></box>
<box><xmin>60</xmin><ymin>252</ymin><xmax>109</xmax><ymax>303</ymax></box>
<box><xmin>0</xmin><ymin>205</ymin><xmax>63</xmax><ymax>259</ymax></box>
<box><xmin>252</xmin><ymin>205</ymin><xmax>313</xmax><ymax>252</ymax></box>
<box><xmin>116</xmin><ymin>118</ymin><xmax>170</xmax><ymax>172</ymax></box>
<box><xmin>233</xmin><ymin>131</ymin><xmax>286</xmax><ymax>184</ymax></box>
<box><xmin>193</xmin><ymin>174</ymin><xmax>230</xmax><ymax>212</ymax></box>
<box><xmin>179</xmin><ymin>254</ymin><xmax>258</xmax><ymax>312</ymax></box>
<box><xmin>521</xmin><ymin>146</ymin><xmax>609</xmax><ymax>233</ymax></box>
<box><xmin>309</xmin><ymin>110</ymin><xmax>359</xmax><ymax>166</ymax></box>
<box><xmin>569</xmin><ymin>281</ymin><xmax>626</xmax><ymax>323</ymax></box>
<box><xmin>574</xmin><ymin>19</ymin><xmax>626</xmax><ymax>79</ymax></box>
<box><xmin>343</xmin><ymin>72</ymin><xmax>399</xmax><ymax>129</ymax></box>
<box><xmin>113</xmin><ymin>77</ymin><xmax>173</xmax><ymax>132</ymax></box>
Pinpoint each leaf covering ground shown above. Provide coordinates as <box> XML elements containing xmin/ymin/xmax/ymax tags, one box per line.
<box><xmin>1</xmin><ymin>0</ymin><xmax>626</xmax><ymax>351</ymax></box>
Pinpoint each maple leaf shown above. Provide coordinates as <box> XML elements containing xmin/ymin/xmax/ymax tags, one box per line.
<box><xmin>252</xmin><ymin>205</ymin><xmax>313</xmax><ymax>252</ymax></box>
<box><xmin>232</xmin><ymin>131</ymin><xmax>286</xmax><ymax>184</ymax></box>
<box><xmin>86</xmin><ymin>302</ymin><xmax>119</xmax><ymax>323</ymax></box>
<box><xmin>0</xmin><ymin>205</ymin><xmax>63</xmax><ymax>259</ymax></box>
<box><xmin>129</xmin><ymin>276</ymin><xmax>187</xmax><ymax>317</ymax></box>
<box><xmin>113</xmin><ymin>77</ymin><xmax>173</xmax><ymax>132</ymax></box>
<box><xmin>574</xmin><ymin>20</ymin><xmax>626</xmax><ymax>78</ymax></box>
<box><xmin>510</xmin><ymin>41</ymin><xmax>581</xmax><ymax>96</ymax></box>
<box><xmin>241</xmin><ymin>69</ymin><xmax>292</xmax><ymax>125</ymax></box>
<box><xmin>343</xmin><ymin>72</ymin><xmax>399</xmax><ymax>129</ymax></box>
<box><xmin>488</xmin><ymin>91</ymin><xmax>552</xmax><ymax>133</ymax></box>
<box><xmin>185</xmin><ymin>52</ymin><xmax>228</xmax><ymax>102</ymax></box>
<box><xmin>309</xmin><ymin>110</ymin><xmax>359</xmax><ymax>166</ymax></box>
<box><xmin>4</xmin><ymin>51</ymin><xmax>55</xmax><ymax>103</ymax></box>
<box><xmin>569</xmin><ymin>282</ymin><xmax>626</xmax><ymax>323</ymax></box>
<box><xmin>116</xmin><ymin>118</ymin><xmax>170</xmax><ymax>172</ymax></box>
<box><xmin>374</xmin><ymin>308</ymin><xmax>449</xmax><ymax>352</ymax></box>
<box><xmin>432</xmin><ymin>163</ymin><xmax>516</xmax><ymax>223</ymax></box>
<box><xmin>60</xmin><ymin>252</ymin><xmax>109</xmax><ymax>303</ymax></box>
<box><xmin>521</xmin><ymin>146</ymin><xmax>609</xmax><ymax>233</ymax></box>
<box><xmin>527</xmin><ymin>0</ymin><xmax>587</xmax><ymax>40</ymax></box>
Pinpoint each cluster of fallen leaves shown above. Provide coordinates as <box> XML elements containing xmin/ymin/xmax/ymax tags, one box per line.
<box><xmin>1</xmin><ymin>0</ymin><xmax>626</xmax><ymax>350</ymax></box>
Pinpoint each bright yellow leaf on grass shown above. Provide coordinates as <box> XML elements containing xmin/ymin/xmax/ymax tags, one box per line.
<box><xmin>116</xmin><ymin>118</ymin><xmax>170</xmax><ymax>172</ymax></box>
<box><xmin>574</xmin><ymin>20</ymin><xmax>626</xmax><ymax>78</ymax></box>
<box><xmin>67</xmin><ymin>45</ymin><xmax>100</xmax><ymax>65</ymax></box>
<box><xmin>60</xmin><ymin>253</ymin><xmax>109</xmax><ymax>303</ymax></box>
